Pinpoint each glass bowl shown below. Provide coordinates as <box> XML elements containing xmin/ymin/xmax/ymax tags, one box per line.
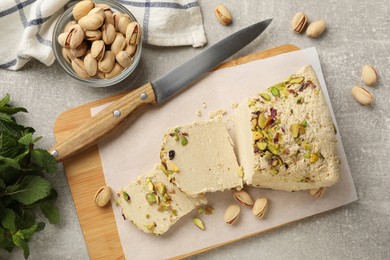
<box><xmin>52</xmin><ymin>0</ymin><xmax>142</xmax><ymax>87</ymax></box>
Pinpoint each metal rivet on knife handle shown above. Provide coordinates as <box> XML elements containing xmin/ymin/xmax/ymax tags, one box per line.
<box><xmin>51</xmin><ymin>150</ymin><xmax>59</xmax><ymax>157</ymax></box>
<box><xmin>140</xmin><ymin>92</ymin><xmax>148</xmax><ymax>100</ymax></box>
<box><xmin>113</xmin><ymin>109</ymin><xmax>121</xmax><ymax>117</ymax></box>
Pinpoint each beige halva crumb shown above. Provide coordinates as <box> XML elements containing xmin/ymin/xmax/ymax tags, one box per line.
<box><xmin>229</xmin><ymin>100</ymin><xmax>239</xmax><ymax>109</ymax></box>
<box><xmin>195</xmin><ymin>109</ymin><xmax>202</xmax><ymax>117</ymax></box>
<box><xmin>208</xmin><ymin>108</ymin><xmax>227</xmax><ymax>119</ymax></box>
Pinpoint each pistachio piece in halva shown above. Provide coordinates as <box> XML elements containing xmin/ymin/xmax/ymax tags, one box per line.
<box><xmin>252</xmin><ymin>197</ymin><xmax>268</xmax><ymax>219</ymax></box>
<box><xmin>224</xmin><ymin>204</ymin><xmax>240</xmax><ymax>225</ymax></box>
<box><xmin>361</xmin><ymin>65</ymin><xmax>378</xmax><ymax>86</ymax></box>
<box><xmin>84</xmin><ymin>53</ymin><xmax>98</xmax><ymax>76</ymax></box>
<box><xmin>193</xmin><ymin>217</ymin><xmax>205</xmax><ymax>230</ymax></box>
<box><xmin>233</xmin><ymin>190</ymin><xmax>254</xmax><ymax>208</ymax></box>
<box><xmin>215</xmin><ymin>4</ymin><xmax>232</xmax><ymax>26</ymax></box>
<box><xmin>306</xmin><ymin>20</ymin><xmax>326</xmax><ymax>38</ymax></box>
<box><xmin>309</xmin><ymin>187</ymin><xmax>326</xmax><ymax>198</ymax></box>
<box><xmin>94</xmin><ymin>186</ymin><xmax>112</xmax><ymax>207</ymax></box>
<box><xmin>78</xmin><ymin>13</ymin><xmax>104</xmax><ymax>31</ymax></box>
<box><xmin>291</xmin><ymin>12</ymin><xmax>308</xmax><ymax>33</ymax></box>
<box><xmin>72</xmin><ymin>0</ymin><xmax>94</xmax><ymax>21</ymax></box>
<box><xmin>351</xmin><ymin>86</ymin><xmax>373</xmax><ymax>106</ymax></box>
<box><xmin>72</xmin><ymin>58</ymin><xmax>90</xmax><ymax>78</ymax></box>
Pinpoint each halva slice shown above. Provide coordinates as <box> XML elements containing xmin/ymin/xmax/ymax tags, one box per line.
<box><xmin>118</xmin><ymin>165</ymin><xmax>206</xmax><ymax>235</ymax></box>
<box><xmin>233</xmin><ymin>65</ymin><xmax>339</xmax><ymax>191</ymax></box>
<box><xmin>160</xmin><ymin>118</ymin><xmax>243</xmax><ymax>197</ymax></box>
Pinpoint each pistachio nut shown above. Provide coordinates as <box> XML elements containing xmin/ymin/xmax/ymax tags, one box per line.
<box><xmin>98</xmin><ymin>50</ymin><xmax>115</xmax><ymax>73</ymax></box>
<box><xmin>116</xmin><ymin>51</ymin><xmax>132</xmax><ymax>68</ymax></box>
<box><xmin>233</xmin><ymin>190</ymin><xmax>254</xmax><ymax>208</ymax></box>
<box><xmin>113</xmin><ymin>12</ymin><xmax>123</xmax><ymax>31</ymax></box>
<box><xmin>84</xmin><ymin>53</ymin><xmax>98</xmax><ymax>76</ymax></box>
<box><xmin>94</xmin><ymin>186</ymin><xmax>112</xmax><ymax>207</ymax></box>
<box><xmin>125</xmin><ymin>22</ymin><xmax>140</xmax><ymax>45</ymax></box>
<box><xmin>306</xmin><ymin>20</ymin><xmax>326</xmax><ymax>38</ymax></box>
<box><xmin>57</xmin><ymin>32</ymin><xmax>68</xmax><ymax>47</ymax></box>
<box><xmin>215</xmin><ymin>4</ymin><xmax>232</xmax><ymax>26</ymax></box>
<box><xmin>62</xmin><ymin>47</ymin><xmax>75</xmax><ymax>64</ymax></box>
<box><xmin>58</xmin><ymin>24</ymin><xmax>84</xmax><ymax>49</ymax></box>
<box><xmin>309</xmin><ymin>187</ymin><xmax>326</xmax><ymax>199</ymax></box>
<box><xmin>70</xmin><ymin>41</ymin><xmax>88</xmax><ymax>57</ymax></box>
<box><xmin>102</xmin><ymin>23</ymin><xmax>116</xmax><ymax>45</ymax></box>
<box><xmin>104</xmin><ymin>10</ymin><xmax>115</xmax><ymax>26</ymax></box>
<box><xmin>193</xmin><ymin>217</ymin><xmax>205</xmax><ymax>230</ymax></box>
<box><xmin>252</xmin><ymin>197</ymin><xmax>268</xmax><ymax>219</ymax></box>
<box><xmin>71</xmin><ymin>58</ymin><xmax>90</xmax><ymax>79</ymax></box>
<box><xmin>72</xmin><ymin>0</ymin><xmax>94</xmax><ymax>21</ymax></box>
<box><xmin>78</xmin><ymin>13</ymin><xmax>104</xmax><ymax>31</ymax></box>
<box><xmin>118</xmin><ymin>15</ymin><xmax>131</xmax><ymax>35</ymax></box>
<box><xmin>88</xmin><ymin>7</ymin><xmax>105</xmax><ymax>20</ymax></box>
<box><xmin>91</xmin><ymin>40</ymin><xmax>105</xmax><ymax>60</ymax></box>
<box><xmin>85</xmin><ymin>30</ymin><xmax>102</xmax><ymax>41</ymax></box>
<box><xmin>223</xmin><ymin>204</ymin><xmax>240</xmax><ymax>224</ymax></box>
<box><xmin>64</xmin><ymin>20</ymin><xmax>77</xmax><ymax>32</ymax></box>
<box><xmin>125</xmin><ymin>43</ymin><xmax>137</xmax><ymax>57</ymax></box>
<box><xmin>104</xmin><ymin>63</ymin><xmax>124</xmax><ymax>79</ymax></box>
<box><xmin>361</xmin><ymin>64</ymin><xmax>378</xmax><ymax>86</ymax></box>
<box><xmin>291</xmin><ymin>12</ymin><xmax>308</xmax><ymax>33</ymax></box>
<box><xmin>111</xmin><ymin>33</ymin><xmax>126</xmax><ymax>55</ymax></box>
<box><xmin>351</xmin><ymin>86</ymin><xmax>373</xmax><ymax>106</ymax></box>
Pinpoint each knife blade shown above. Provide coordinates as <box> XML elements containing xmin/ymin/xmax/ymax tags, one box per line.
<box><xmin>49</xmin><ymin>19</ymin><xmax>272</xmax><ymax>162</ymax></box>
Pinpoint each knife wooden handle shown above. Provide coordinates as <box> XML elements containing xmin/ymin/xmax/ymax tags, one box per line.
<box><xmin>49</xmin><ymin>82</ymin><xmax>156</xmax><ymax>162</ymax></box>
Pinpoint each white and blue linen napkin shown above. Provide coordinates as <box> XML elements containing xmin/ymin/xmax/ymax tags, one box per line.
<box><xmin>0</xmin><ymin>0</ymin><xmax>207</xmax><ymax>70</ymax></box>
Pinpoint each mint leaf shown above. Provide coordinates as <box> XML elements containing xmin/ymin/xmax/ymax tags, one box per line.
<box><xmin>0</xmin><ymin>179</ymin><xmax>5</xmax><ymax>189</ymax></box>
<box><xmin>31</xmin><ymin>149</ymin><xmax>57</xmax><ymax>174</ymax></box>
<box><xmin>0</xmin><ymin>156</ymin><xmax>21</xmax><ymax>169</ymax></box>
<box><xmin>12</xmin><ymin>234</ymin><xmax>30</xmax><ymax>259</ymax></box>
<box><xmin>18</xmin><ymin>133</ymin><xmax>33</xmax><ymax>146</ymax></box>
<box><xmin>0</xmin><ymin>94</ymin><xmax>10</xmax><ymax>107</ymax></box>
<box><xmin>40</xmin><ymin>203</ymin><xmax>60</xmax><ymax>224</ymax></box>
<box><xmin>10</xmin><ymin>176</ymin><xmax>51</xmax><ymax>205</ymax></box>
<box><xmin>1</xmin><ymin>209</ymin><xmax>17</xmax><ymax>233</ymax></box>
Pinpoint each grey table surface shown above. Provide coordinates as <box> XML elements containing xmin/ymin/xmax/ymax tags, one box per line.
<box><xmin>1</xmin><ymin>0</ymin><xmax>389</xmax><ymax>259</ymax></box>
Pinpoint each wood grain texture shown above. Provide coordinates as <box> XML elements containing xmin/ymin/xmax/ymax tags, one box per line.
<box><xmin>52</xmin><ymin>44</ymin><xmax>299</xmax><ymax>259</ymax></box>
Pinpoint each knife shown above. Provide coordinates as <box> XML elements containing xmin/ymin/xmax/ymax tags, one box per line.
<box><xmin>49</xmin><ymin>19</ymin><xmax>272</xmax><ymax>162</ymax></box>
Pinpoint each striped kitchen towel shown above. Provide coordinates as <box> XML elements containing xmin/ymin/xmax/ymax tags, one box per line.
<box><xmin>0</xmin><ymin>0</ymin><xmax>207</xmax><ymax>70</ymax></box>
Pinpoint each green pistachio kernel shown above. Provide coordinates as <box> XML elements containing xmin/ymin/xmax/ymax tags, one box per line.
<box><xmin>270</xmin><ymin>87</ymin><xmax>280</xmax><ymax>97</ymax></box>
<box><xmin>257</xmin><ymin>142</ymin><xmax>267</xmax><ymax>151</ymax></box>
<box><xmin>260</xmin><ymin>93</ymin><xmax>271</xmax><ymax>101</ymax></box>
<box><xmin>180</xmin><ymin>136</ymin><xmax>188</xmax><ymax>146</ymax></box>
<box><xmin>291</xmin><ymin>123</ymin><xmax>300</xmax><ymax>138</ymax></box>
<box><xmin>267</xmin><ymin>143</ymin><xmax>280</xmax><ymax>155</ymax></box>
<box><xmin>258</xmin><ymin>113</ymin><xmax>266</xmax><ymax>129</ymax></box>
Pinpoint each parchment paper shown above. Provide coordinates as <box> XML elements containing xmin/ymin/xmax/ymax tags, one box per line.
<box><xmin>91</xmin><ymin>47</ymin><xmax>357</xmax><ymax>260</ymax></box>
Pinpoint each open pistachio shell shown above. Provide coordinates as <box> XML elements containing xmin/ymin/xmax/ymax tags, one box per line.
<box><xmin>71</xmin><ymin>58</ymin><xmax>90</xmax><ymax>79</ymax></box>
<box><xmin>102</xmin><ymin>24</ymin><xmax>116</xmax><ymax>45</ymax></box>
<box><xmin>85</xmin><ymin>30</ymin><xmax>102</xmax><ymax>41</ymax></box>
<box><xmin>111</xmin><ymin>33</ymin><xmax>126</xmax><ymax>55</ymax></box>
<box><xmin>72</xmin><ymin>0</ymin><xmax>94</xmax><ymax>21</ymax></box>
<box><xmin>98</xmin><ymin>50</ymin><xmax>115</xmax><ymax>73</ymax></box>
<box><xmin>91</xmin><ymin>40</ymin><xmax>105</xmax><ymax>60</ymax></box>
<box><xmin>118</xmin><ymin>15</ymin><xmax>131</xmax><ymax>35</ymax></box>
<box><xmin>116</xmin><ymin>51</ymin><xmax>132</xmax><ymax>68</ymax></box>
<box><xmin>94</xmin><ymin>186</ymin><xmax>112</xmax><ymax>207</ymax></box>
<box><xmin>78</xmin><ymin>13</ymin><xmax>104</xmax><ymax>31</ymax></box>
<box><xmin>252</xmin><ymin>197</ymin><xmax>268</xmax><ymax>218</ymax></box>
<box><xmin>84</xmin><ymin>53</ymin><xmax>98</xmax><ymax>77</ymax></box>
<box><xmin>104</xmin><ymin>62</ymin><xmax>124</xmax><ymax>79</ymax></box>
<box><xmin>233</xmin><ymin>190</ymin><xmax>254</xmax><ymax>208</ymax></box>
<box><xmin>224</xmin><ymin>204</ymin><xmax>240</xmax><ymax>224</ymax></box>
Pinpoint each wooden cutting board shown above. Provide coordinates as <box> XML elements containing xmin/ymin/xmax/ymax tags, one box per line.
<box><xmin>53</xmin><ymin>44</ymin><xmax>299</xmax><ymax>259</ymax></box>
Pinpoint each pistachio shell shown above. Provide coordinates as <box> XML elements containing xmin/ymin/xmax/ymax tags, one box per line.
<box><xmin>116</xmin><ymin>51</ymin><xmax>132</xmax><ymax>68</ymax></box>
<box><xmin>78</xmin><ymin>13</ymin><xmax>104</xmax><ymax>31</ymax></box>
<box><xmin>361</xmin><ymin>65</ymin><xmax>378</xmax><ymax>86</ymax></box>
<box><xmin>69</xmin><ymin>24</ymin><xmax>85</xmax><ymax>48</ymax></box>
<box><xmin>351</xmin><ymin>86</ymin><xmax>373</xmax><ymax>106</ymax></box>
<box><xmin>72</xmin><ymin>0</ymin><xmax>94</xmax><ymax>21</ymax></box>
<box><xmin>104</xmin><ymin>10</ymin><xmax>114</xmax><ymax>26</ymax></box>
<box><xmin>94</xmin><ymin>186</ymin><xmax>112</xmax><ymax>207</ymax></box>
<box><xmin>309</xmin><ymin>187</ymin><xmax>326</xmax><ymax>198</ymax></box>
<box><xmin>95</xmin><ymin>3</ymin><xmax>112</xmax><ymax>11</ymax></box>
<box><xmin>233</xmin><ymin>190</ymin><xmax>254</xmax><ymax>207</ymax></box>
<box><xmin>125</xmin><ymin>22</ymin><xmax>140</xmax><ymax>45</ymax></box>
<box><xmin>113</xmin><ymin>12</ymin><xmax>123</xmax><ymax>31</ymax></box>
<box><xmin>91</xmin><ymin>40</ymin><xmax>105</xmax><ymax>60</ymax></box>
<box><xmin>62</xmin><ymin>47</ymin><xmax>75</xmax><ymax>64</ymax></box>
<box><xmin>104</xmin><ymin>62</ymin><xmax>124</xmax><ymax>79</ymax></box>
<box><xmin>85</xmin><ymin>30</ymin><xmax>102</xmax><ymax>41</ymax></box>
<box><xmin>306</xmin><ymin>20</ymin><xmax>326</xmax><ymax>38</ymax></box>
<box><xmin>88</xmin><ymin>7</ymin><xmax>105</xmax><ymax>20</ymax></box>
<box><xmin>111</xmin><ymin>33</ymin><xmax>126</xmax><ymax>55</ymax></box>
<box><xmin>102</xmin><ymin>24</ymin><xmax>116</xmax><ymax>45</ymax></box>
<box><xmin>214</xmin><ymin>4</ymin><xmax>232</xmax><ymax>26</ymax></box>
<box><xmin>125</xmin><ymin>43</ymin><xmax>137</xmax><ymax>57</ymax></box>
<box><xmin>70</xmin><ymin>41</ymin><xmax>88</xmax><ymax>57</ymax></box>
<box><xmin>64</xmin><ymin>20</ymin><xmax>77</xmax><ymax>32</ymax></box>
<box><xmin>118</xmin><ymin>15</ymin><xmax>131</xmax><ymax>35</ymax></box>
<box><xmin>71</xmin><ymin>58</ymin><xmax>90</xmax><ymax>78</ymax></box>
<box><xmin>57</xmin><ymin>32</ymin><xmax>68</xmax><ymax>47</ymax></box>
<box><xmin>84</xmin><ymin>53</ymin><xmax>98</xmax><ymax>76</ymax></box>
<box><xmin>291</xmin><ymin>12</ymin><xmax>307</xmax><ymax>33</ymax></box>
<box><xmin>223</xmin><ymin>204</ymin><xmax>240</xmax><ymax>224</ymax></box>
<box><xmin>98</xmin><ymin>50</ymin><xmax>115</xmax><ymax>73</ymax></box>
<box><xmin>252</xmin><ymin>197</ymin><xmax>268</xmax><ymax>218</ymax></box>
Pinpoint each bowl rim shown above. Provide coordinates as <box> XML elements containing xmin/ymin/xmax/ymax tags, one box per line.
<box><xmin>52</xmin><ymin>0</ymin><xmax>142</xmax><ymax>87</ymax></box>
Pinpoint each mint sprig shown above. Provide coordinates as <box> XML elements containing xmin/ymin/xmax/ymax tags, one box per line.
<box><xmin>0</xmin><ymin>94</ymin><xmax>59</xmax><ymax>259</ymax></box>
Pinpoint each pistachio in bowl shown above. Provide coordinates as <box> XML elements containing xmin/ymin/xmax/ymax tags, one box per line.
<box><xmin>53</xmin><ymin>0</ymin><xmax>142</xmax><ymax>87</ymax></box>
